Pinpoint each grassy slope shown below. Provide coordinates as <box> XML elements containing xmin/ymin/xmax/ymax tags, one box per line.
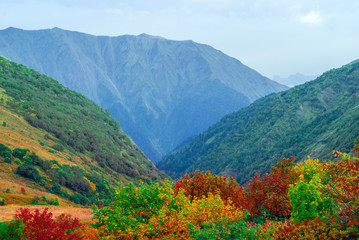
<box><xmin>0</xmin><ymin>56</ymin><xmax>167</xmax><ymax>210</ymax></box>
<box><xmin>0</xmin><ymin>102</ymin><xmax>94</xmax><ymax>221</ymax></box>
<box><xmin>158</xmin><ymin>59</ymin><xmax>359</xmax><ymax>184</ymax></box>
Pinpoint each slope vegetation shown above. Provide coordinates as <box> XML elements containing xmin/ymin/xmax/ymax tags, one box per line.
<box><xmin>0</xmin><ymin>56</ymin><xmax>166</xmax><ymax>206</ymax></box>
<box><xmin>158</xmin><ymin>59</ymin><xmax>359</xmax><ymax>184</ymax></box>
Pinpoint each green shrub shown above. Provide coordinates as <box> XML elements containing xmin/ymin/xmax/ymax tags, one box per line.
<box><xmin>12</xmin><ymin>148</ymin><xmax>29</xmax><ymax>159</ymax></box>
<box><xmin>32</xmin><ymin>196</ymin><xmax>40</xmax><ymax>204</ymax></box>
<box><xmin>16</xmin><ymin>164</ymin><xmax>41</xmax><ymax>182</ymax></box>
<box><xmin>48</xmin><ymin>198</ymin><xmax>59</xmax><ymax>206</ymax></box>
<box><xmin>4</xmin><ymin>157</ymin><xmax>12</xmax><ymax>164</ymax></box>
<box><xmin>0</xmin><ymin>143</ymin><xmax>12</xmax><ymax>160</ymax></box>
<box><xmin>51</xmin><ymin>143</ymin><xmax>64</xmax><ymax>152</ymax></box>
<box><xmin>0</xmin><ymin>219</ymin><xmax>24</xmax><ymax>240</ymax></box>
<box><xmin>51</xmin><ymin>183</ymin><xmax>62</xmax><ymax>194</ymax></box>
<box><xmin>48</xmin><ymin>149</ymin><xmax>56</xmax><ymax>154</ymax></box>
<box><xmin>189</xmin><ymin>220</ymin><xmax>260</xmax><ymax>240</ymax></box>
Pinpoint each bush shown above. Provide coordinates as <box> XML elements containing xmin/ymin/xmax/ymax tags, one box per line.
<box><xmin>14</xmin><ymin>208</ymin><xmax>83</xmax><ymax>240</ymax></box>
<box><xmin>51</xmin><ymin>183</ymin><xmax>62</xmax><ymax>194</ymax></box>
<box><xmin>12</xmin><ymin>148</ymin><xmax>30</xmax><ymax>159</ymax></box>
<box><xmin>51</xmin><ymin>143</ymin><xmax>64</xmax><ymax>152</ymax></box>
<box><xmin>0</xmin><ymin>219</ymin><xmax>24</xmax><ymax>240</ymax></box>
<box><xmin>0</xmin><ymin>143</ymin><xmax>12</xmax><ymax>160</ymax></box>
<box><xmin>272</xmin><ymin>217</ymin><xmax>358</xmax><ymax>240</ymax></box>
<box><xmin>4</xmin><ymin>157</ymin><xmax>12</xmax><ymax>164</ymax></box>
<box><xmin>32</xmin><ymin>196</ymin><xmax>40</xmax><ymax>204</ymax></box>
<box><xmin>16</xmin><ymin>164</ymin><xmax>41</xmax><ymax>182</ymax></box>
<box><xmin>189</xmin><ymin>220</ymin><xmax>260</xmax><ymax>240</ymax></box>
<box><xmin>47</xmin><ymin>198</ymin><xmax>60</xmax><ymax>206</ymax></box>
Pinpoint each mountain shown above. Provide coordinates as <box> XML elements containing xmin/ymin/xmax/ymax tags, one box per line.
<box><xmin>273</xmin><ymin>73</ymin><xmax>317</xmax><ymax>87</ymax></box>
<box><xmin>0</xmin><ymin>56</ymin><xmax>166</xmax><ymax>206</ymax></box>
<box><xmin>158</xmin><ymin>59</ymin><xmax>359</xmax><ymax>184</ymax></box>
<box><xmin>0</xmin><ymin>27</ymin><xmax>288</xmax><ymax>162</ymax></box>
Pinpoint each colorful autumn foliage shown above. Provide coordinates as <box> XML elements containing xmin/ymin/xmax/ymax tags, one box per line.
<box><xmin>173</xmin><ymin>170</ymin><xmax>244</xmax><ymax>207</ymax></box>
<box><xmin>14</xmin><ymin>208</ymin><xmax>83</xmax><ymax>240</ymax></box>
<box><xmin>322</xmin><ymin>143</ymin><xmax>359</xmax><ymax>230</ymax></box>
<box><xmin>243</xmin><ymin>156</ymin><xmax>298</xmax><ymax>219</ymax></box>
<box><xmin>1</xmin><ymin>141</ymin><xmax>359</xmax><ymax>239</ymax></box>
<box><xmin>0</xmin><ymin>208</ymin><xmax>101</xmax><ymax>240</ymax></box>
<box><xmin>92</xmin><ymin>179</ymin><xmax>245</xmax><ymax>239</ymax></box>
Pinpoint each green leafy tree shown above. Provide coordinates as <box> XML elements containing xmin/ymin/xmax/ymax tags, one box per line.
<box><xmin>289</xmin><ymin>157</ymin><xmax>333</xmax><ymax>222</ymax></box>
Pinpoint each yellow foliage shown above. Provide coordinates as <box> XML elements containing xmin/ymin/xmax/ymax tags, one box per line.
<box><xmin>83</xmin><ymin>176</ymin><xmax>96</xmax><ymax>192</ymax></box>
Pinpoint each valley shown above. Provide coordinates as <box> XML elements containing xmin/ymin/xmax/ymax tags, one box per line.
<box><xmin>0</xmin><ymin>27</ymin><xmax>287</xmax><ymax>162</ymax></box>
<box><xmin>0</xmin><ymin>28</ymin><xmax>358</xmax><ymax>239</ymax></box>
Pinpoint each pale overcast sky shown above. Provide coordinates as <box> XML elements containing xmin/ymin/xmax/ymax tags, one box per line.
<box><xmin>1</xmin><ymin>0</ymin><xmax>358</xmax><ymax>78</ymax></box>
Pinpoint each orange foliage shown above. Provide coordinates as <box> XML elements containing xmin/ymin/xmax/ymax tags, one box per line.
<box><xmin>321</xmin><ymin>142</ymin><xmax>359</xmax><ymax>229</ymax></box>
<box><xmin>140</xmin><ymin>192</ymin><xmax>245</xmax><ymax>239</ymax></box>
<box><xmin>244</xmin><ymin>156</ymin><xmax>298</xmax><ymax>218</ymax></box>
<box><xmin>272</xmin><ymin>217</ymin><xmax>358</xmax><ymax>240</ymax></box>
<box><xmin>173</xmin><ymin>170</ymin><xmax>245</xmax><ymax>208</ymax></box>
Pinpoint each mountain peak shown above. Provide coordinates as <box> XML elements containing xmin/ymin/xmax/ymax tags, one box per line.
<box><xmin>0</xmin><ymin>27</ymin><xmax>287</xmax><ymax>162</ymax></box>
<box><xmin>137</xmin><ymin>33</ymin><xmax>165</xmax><ymax>40</ymax></box>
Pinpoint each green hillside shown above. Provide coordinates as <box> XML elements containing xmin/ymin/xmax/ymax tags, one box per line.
<box><xmin>0</xmin><ymin>56</ymin><xmax>166</xmax><ymax>206</ymax></box>
<box><xmin>158</xmin><ymin>59</ymin><xmax>359</xmax><ymax>184</ymax></box>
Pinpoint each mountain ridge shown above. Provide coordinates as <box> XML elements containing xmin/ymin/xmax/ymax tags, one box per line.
<box><xmin>0</xmin><ymin>27</ymin><xmax>288</xmax><ymax>162</ymax></box>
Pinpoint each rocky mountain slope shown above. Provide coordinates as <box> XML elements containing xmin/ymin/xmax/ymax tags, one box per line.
<box><xmin>0</xmin><ymin>27</ymin><xmax>287</xmax><ymax>162</ymax></box>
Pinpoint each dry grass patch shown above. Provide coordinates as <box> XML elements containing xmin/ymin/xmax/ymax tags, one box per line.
<box><xmin>0</xmin><ymin>205</ymin><xmax>93</xmax><ymax>222</ymax></box>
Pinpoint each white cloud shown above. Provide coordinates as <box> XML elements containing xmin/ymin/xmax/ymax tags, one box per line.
<box><xmin>300</xmin><ymin>11</ymin><xmax>322</xmax><ymax>25</ymax></box>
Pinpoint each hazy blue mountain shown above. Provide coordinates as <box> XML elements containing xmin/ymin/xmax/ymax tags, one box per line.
<box><xmin>0</xmin><ymin>27</ymin><xmax>288</xmax><ymax>162</ymax></box>
<box><xmin>273</xmin><ymin>73</ymin><xmax>318</xmax><ymax>87</ymax></box>
<box><xmin>158</xmin><ymin>59</ymin><xmax>359</xmax><ymax>184</ymax></box>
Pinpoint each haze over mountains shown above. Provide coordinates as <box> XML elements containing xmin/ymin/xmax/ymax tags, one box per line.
<box><xmin>158</xmin><ymin>59</ymin><xmax>359</xmax><ymax>184</ymax></box>
<box><xmin>273</xmin><ymin>73</ymin><xmax>318</xmax><ymax>87</ymax></box>
<box><xmin>0</xmin><ymin>27</ymin><xmax>287</xmax><ymax>162</ymax></box>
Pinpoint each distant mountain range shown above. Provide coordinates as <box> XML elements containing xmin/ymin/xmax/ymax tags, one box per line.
<box><xmin>273</xmin><ymin>73</ymin><xmax>318</xmax><ymax>87</ymax></box>
<box><xmin>0</xmin><ymin>27</ymin><xmax>288</xmax><ymax>162</ymax></box>
<box><xmin>158</xmin><ymin>59</ymin><xmax>359</xmax><ymax>184</ymax></box>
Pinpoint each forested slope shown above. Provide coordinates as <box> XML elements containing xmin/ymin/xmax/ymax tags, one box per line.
<box><xmin>158</xmin><ymin>59</ymin><xmax>359</xmax><ymax>184</ymax></box>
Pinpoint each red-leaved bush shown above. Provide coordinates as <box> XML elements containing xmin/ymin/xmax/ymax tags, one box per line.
<box><xmin>14</xmin><ymin>208</ymin><xmax>83</xmax><ymax>240</ymax></box>
<box><xmin>243</xmin><ymin>156</ymin><xmax>298</xmax><ymax>218</ymax></box>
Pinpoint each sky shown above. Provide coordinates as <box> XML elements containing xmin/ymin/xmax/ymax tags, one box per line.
<box><xmin>1</xmin><ymin>0</ymin><xmax>358</xmax><ymax>78</ymax></box>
